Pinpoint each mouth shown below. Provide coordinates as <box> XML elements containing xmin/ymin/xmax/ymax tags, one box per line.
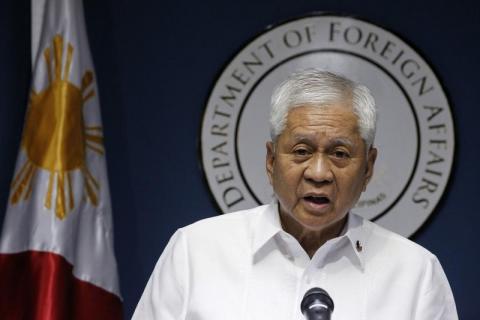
<box><xmin>303</xmin><ymin>195</ymin><xmax>331</xmax><ymax>206</ymax></box>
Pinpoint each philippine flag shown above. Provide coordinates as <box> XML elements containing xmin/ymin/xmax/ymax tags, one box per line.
<box><xmin>0</xmin><ymin>0</ymin><xmax>123</xmax><ymax>319</ymax></box>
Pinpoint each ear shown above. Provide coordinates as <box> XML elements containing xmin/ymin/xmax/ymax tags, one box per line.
<box><xmin>363</xmin><ymin>147</ymin><xmax>377</xmax><ymax>191</ymax></box>
<box><xmin>266</xmin><ymin>141</ymin><xmax>275</xmax><ymax>186</ymax></box>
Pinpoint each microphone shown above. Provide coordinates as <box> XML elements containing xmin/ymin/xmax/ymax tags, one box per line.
<box><xmin>300</xmin><ymin>287</ymin><xmax>334</xmax><ymax>320</ymax></box>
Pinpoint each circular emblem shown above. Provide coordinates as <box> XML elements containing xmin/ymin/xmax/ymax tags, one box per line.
<box><xmin>200</xmin><ymin>14</ymin><xmax>455</xmax><ymax>237</ymax></box>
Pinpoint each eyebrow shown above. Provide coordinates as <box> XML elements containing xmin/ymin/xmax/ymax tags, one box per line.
<box><xmin>291</xmin><ymin>134</ymin><xmax>355</xmax><ymax>148</ymax></box>
<box><xmin>330</xmin><ymin>137</ymin><xmax>355</xmax><ymax>148</ymax></box>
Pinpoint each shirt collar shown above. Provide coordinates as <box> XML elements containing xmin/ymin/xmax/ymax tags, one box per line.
<box><xmin>251</xmin><ymin>201</ymin><xmax>283</xmax><ymax>255</ymax></box>
<box><xmin>341</xmin><ymin>212</ymin><xmax>368</xmax><ymax>269</ymax></box>
<box><xmin>251</xmin><ymin>201</ymin><xmax>370</xmax><ymax>269</ymax></box>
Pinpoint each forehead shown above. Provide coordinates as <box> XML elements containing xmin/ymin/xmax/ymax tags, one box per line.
<box><xmin>283</xmin><ymin>104</ymin><xmax>360</xmax><ymax>139</ymax></box>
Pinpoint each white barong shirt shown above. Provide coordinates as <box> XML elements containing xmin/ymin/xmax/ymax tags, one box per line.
<box><xmin>133</xmin><ymin>202</ymin><xmax>458</xmax><ymax>319</ymax></box>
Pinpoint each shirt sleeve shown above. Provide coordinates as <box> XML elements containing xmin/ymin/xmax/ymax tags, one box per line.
<box><xmin>132</xmin><ymin>229</ymin><xmax>189</xmax><ymax>320</ymax></box>
<box><xmin>414</xmin><ymin>255</ymin><xmax>458</xmax><ymax>320</ymax></box>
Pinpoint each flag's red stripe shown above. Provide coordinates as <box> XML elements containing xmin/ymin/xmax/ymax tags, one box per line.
<box><xmin>0</xmin><ymin>251</ymin><xmax>123</xmax><ymax>320</ymax></box>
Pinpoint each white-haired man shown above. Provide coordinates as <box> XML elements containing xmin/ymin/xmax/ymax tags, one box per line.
<box><xmin>133</xmin><ymin>70</ymin><xmax>458</xmax><ymax>319</ymax></box>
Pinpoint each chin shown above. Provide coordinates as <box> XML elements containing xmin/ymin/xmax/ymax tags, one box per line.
<box><xmin>298</xmin><ymin>216</ymin><xmax>333</xmax><ymax>230</ymax></box>
<box><xmin>298</xmin><ymin>211</ymin><xmax>345</xmax><ymax>230</ymax></box>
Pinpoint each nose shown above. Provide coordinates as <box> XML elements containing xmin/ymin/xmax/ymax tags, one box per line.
<box><xmin>304</xmin><ymin>153</ymin><xmax>333</xmax><ymax>184</ymax></box>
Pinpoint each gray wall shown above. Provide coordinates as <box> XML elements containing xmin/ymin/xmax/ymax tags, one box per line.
<box><xmin>0</xmin><ymin>0</ymin><xmax>478</xmax><ymax>318</ymax></box>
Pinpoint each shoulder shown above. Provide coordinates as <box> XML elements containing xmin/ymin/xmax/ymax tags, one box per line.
<box><xmin>183</xmin><ymin>204</ymin><xmax>266</xmax><ymax>232</ymax></box>
<box><xmin>175</xmin><ymin>204</ymin><xmax>269</xmax><ymax>250</ymax></box>
<box><xmin>355</xmin><ymin>216</ymin><xmax>458</xmax><ymax>318</ymax></box>
<box><xmin>359</xmin><ymin>216</ymin><xmax>452</xmax><ymax>291</ymax></box>
<box><xmin>360</xmin><ymin>216</ymin><xmax>438</xmax><ymax>268</ymax></box>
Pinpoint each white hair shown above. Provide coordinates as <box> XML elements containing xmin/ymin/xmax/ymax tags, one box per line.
<box><xmin>269</xmin><ymin>69</ymin><xmax>377</xmax><ymax>148</ymax></box>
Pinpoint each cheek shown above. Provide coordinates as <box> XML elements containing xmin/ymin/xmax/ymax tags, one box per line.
<box><xmin>272</xmin><ymin>169</ymin><xmax>289</xmax><ymax>192</ymax></box>
<box><xmin>272</xmin><ymin>163</ymin><xmax>303</xmax><ymax>193</ymax></box>
<box><xmin>338</xmin><ymin>172</ymin><xmax>367</xmax><ymax>199</ymax></box>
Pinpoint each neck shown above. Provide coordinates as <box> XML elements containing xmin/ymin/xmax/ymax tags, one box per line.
<box><xmin>279</xmin><ymin>211</ymin><xmax>348</xmax><ymax>258</ymax></box>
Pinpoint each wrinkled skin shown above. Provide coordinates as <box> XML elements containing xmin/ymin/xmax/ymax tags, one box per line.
<box><xmin>266</xmin><ymin>104</ymin><xmax>377</xmax><ymax>255</ymax></box>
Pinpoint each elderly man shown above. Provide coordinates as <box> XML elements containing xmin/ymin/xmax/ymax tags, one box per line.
<box><xmin>133</xmin><ymin>70</ymin><xmax>458</xmax><ymax>319</ymax></box>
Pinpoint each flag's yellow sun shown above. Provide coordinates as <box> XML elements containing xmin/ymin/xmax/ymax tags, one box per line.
<box><xmin>10</xmin><ymin>35</ymin><xmax>103</xmax><ymax>219</ymax></box>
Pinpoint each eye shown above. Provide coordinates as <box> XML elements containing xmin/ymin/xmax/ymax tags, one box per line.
<box><xmin>332</xmin><ymin>149</ymin><xmax>350</xmax><ymax>159</ymax></box>
<box><xmin>293</xmin><ymin>147</ymin><xmax>311</xmax><ymax>157</ymax></box>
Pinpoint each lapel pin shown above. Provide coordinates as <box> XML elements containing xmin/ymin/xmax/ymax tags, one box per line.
<box><xmin>356</xmin><ymin>240</ymin><xmax>363</xmax><ymax>253</ymax></box>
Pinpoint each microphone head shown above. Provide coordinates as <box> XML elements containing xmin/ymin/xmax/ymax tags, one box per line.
<box><xmin>301</xmin><ymin>287</ymin><xmax>334</xmax><ymax>320</ymax></box>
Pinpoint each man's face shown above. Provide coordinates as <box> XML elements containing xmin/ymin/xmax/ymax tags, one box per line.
<box><xmin>266</xmin><ymin>104</ymin><xmax>377</xmax><ymax>231</ymax></box>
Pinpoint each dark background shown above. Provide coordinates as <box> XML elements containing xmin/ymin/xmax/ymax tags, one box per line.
<box><xmin>0</xmin><ymin>0</ymin><xmax>479</xmax><ymax>318</ymax></box>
